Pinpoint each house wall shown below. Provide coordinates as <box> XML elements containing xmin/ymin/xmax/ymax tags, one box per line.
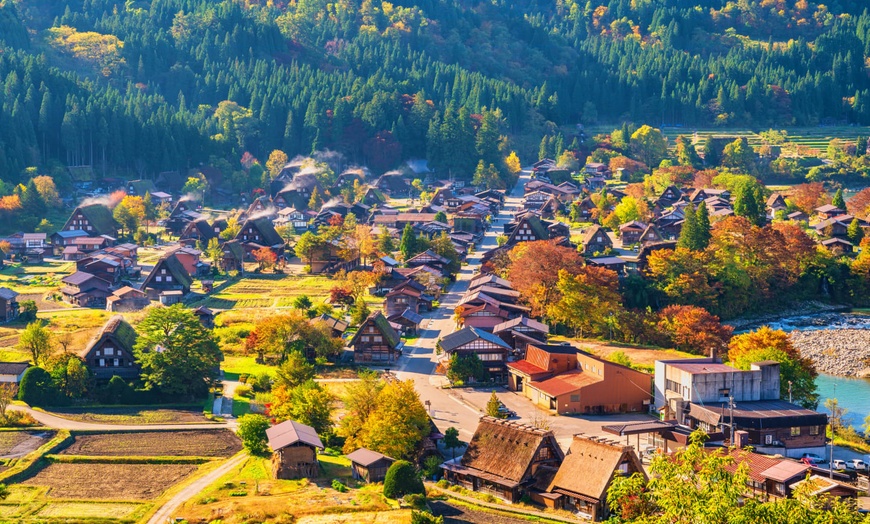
<box><xmin>273</xmin><ymin>444</ymin><xmax>318</xmax><ymax>479</ymax></box>
<box><xmin>83</xmin><ymin>337</ymin><xmax>139</xmax><ymax>380</ymax></box>
<box><xmin>654</xmin><ymin>360</ymin><xmax>779</xmax><ymax>408</ymax></box>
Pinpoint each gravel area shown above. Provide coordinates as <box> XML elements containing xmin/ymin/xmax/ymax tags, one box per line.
<box><xmin>789</xmin><ymin>328</ymin><xmax>870</xmax><ymax>377</ymax></box>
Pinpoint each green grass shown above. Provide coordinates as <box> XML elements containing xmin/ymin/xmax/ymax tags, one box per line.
<box><xmin>318</xmin><ymin>454</ymin><xmax>352</xmax><ymax>480</ymax></box>
<box><xmin>223</xmin><ymin>355</ymin><xmax>277</xmax><ymax>381</ymax></box>
<box><xmin>232</xmin><ymin>394</ymin><xmax>252</xmax><ymax>417</ymax></box>
<box><xmin>35</xmin><ymin>502</ymin><xmax>144</xmax><ymax>519</ymax></box>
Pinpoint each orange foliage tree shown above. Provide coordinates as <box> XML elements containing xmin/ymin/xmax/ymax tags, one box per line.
<box><xmin>656</xmin><ymin>305</ymin><xmax>733</xmax><ymax>356</ymax></box>
<box><xmin>506</xmin><ymin>240</ymin><xmax>584</xmax><ymax>317</ymax></box>
<box><xmin>788</xmin><ymin>182</ymin><xmax>829</xmax><ymax>215</ymax></box>
<box><xmin>846</xmin><ymin>187</ymin><xmax>870</xmax><ymax>219</ymax></box>
<box><xmin>252</xmin><ymin>247</ymin><xmax>278</xmax><ymax>271</ymax></box>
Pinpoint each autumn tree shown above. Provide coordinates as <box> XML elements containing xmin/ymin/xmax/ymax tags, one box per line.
<box><xmin>270</xmin><ymin>379</ymin><xmax>335</xmax><ymax>437</ymax></box>
<box><xmin>295</xmin><ymin>231</ymin><xmax>323</xmax><ymax>269</ymax></box>
<box><xmin>18</xmin><ymin>321</ymin><xmax>51</xmax><ymax>367</ymax></box>
<box><xmin>548</xmin><ymin>267</ymin><xmax>622</xmax><ymax>338</ymax></box>
<box><xmin>32</xmin><ymin>175</ymin><xmax>60</xmax><ymax>206</ymax></box>
<box><xmin>629</xmin><ymin>125</ymin><xmax>668</xmax><ymax>168</ymax></box>
<box><xmin>337</xmin><ymin>370</ymin><xmax>385</xmax><ymax>445</ymax></box>
<box><xmin>676</xmin><ymin>204</ymin><xmax>698</xmax><ymax>250</ymax></box>
<box><xmin>507</xmin><ymin>240</ymin><xmax>584</xmax><ymax>317</ymax></box>
<box><xmin>248</xmin><ymin>311</ymin><xmax>343</xmax><ymax>362</ymax></box>
<box><xmin>832</xmin><ymin>188</ymin><xmax>846</xmax><ymax>209</ymax></box>
<box><xmin>252</xmin><ymin>247</ymin><xmax>277</xmax><ymax>271</ymax></box>
<box><xmin>674</xmin><ymin>135</ymin><xmax>702</xmax><ymax>168</ymax></box>
<box><xmin>848</xmin><ymin>218</ymin><xmax>864</xmax><ymax>244</ymax></box>
<box><xmin>504</xmin><ymin>151</ymin><xmax>522</xmax><ymax>175</ymax></box>
<box><xmin>266</xmin><ymin>150</ymin><xmax>289</xmax><ymax>178</ymax></box>
<box><xmin>308</xmin><ymin>187</ymin><xmax>323</xmax><ymax>210</ymax></box>
<box><xmin>790</xmin><ymin>182</ymin><xmax>829</xmax><ymax>215</ymax></box>
<box><xmin>399</xmin><ymin>223</ymin><xmax>417</xmax><ymax>261</ymax></box>
<box><xmin>656</xmin><ymin>305</ymin><xmax>733</xmax><ymax>356</ymax></box>
<box><xmin>113</xmin><ymin>195</ymin><xmax>145</xmax><ymax>236</ymax></box>
<box><xmin>486</xmin><ymin>391</ymin><xmax>501</xmax><ymax>417</ymax></box>
<box><xmin>274</xmin><ymin>350</ymin><xmax>316</xmax><ymax>390</ymax></box>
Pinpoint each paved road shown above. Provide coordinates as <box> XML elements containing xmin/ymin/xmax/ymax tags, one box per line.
<box><xmin>147</xmin><ymin>452</ymin><xmax>247</xmax><ymax>524</ymax></box>
<box><xmin>395</xmin><ymin>171</ymin><xmax>654</xmax><ymax>448</ymax></box>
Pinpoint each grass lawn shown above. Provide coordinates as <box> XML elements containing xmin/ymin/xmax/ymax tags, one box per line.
<box><xmin>223</xmin><ymin>355</ymin><xmax>277</xmax><ymax>381</ymax></box>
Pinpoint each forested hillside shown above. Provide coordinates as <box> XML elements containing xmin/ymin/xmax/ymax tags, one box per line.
<box><xmin>1</xmin><ymin>0</ymin><xmax>870</xmax><ymax>184</ymax></box>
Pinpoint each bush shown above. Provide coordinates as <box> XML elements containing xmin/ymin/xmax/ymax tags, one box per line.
<box><xmin>411</xmin><ymin>510</ymin><xmax>443</xmax><ymax>524</ymax></box>
<box><xmin>235</xmin><ymin>384</ymin><xmax>253</xmax><ymax>398</ymax></box>
<box><xmin>102</xmin><ymin>376</ymin><xmax>135</xmax><ymax>404</ymax></box>
<box><xmin>383</xmin><ymin>460</ymin><xmax>425</xmax><ymax>499</ymax></box>
<box><xmin>18</xmin><ymin>300</ymin><xmax>37</xmax><ymax>322</ymax></box>
<box><xmin>0</xmin><ymin>410</ymin><xmax>38</xmax><ymax>427</ymax></box>
<box><xmin>435</xmin><ymin>479</ymin><xmax>449</xmax><ymax>489</ymax></box>
<box><xmin>421</xmin><ymin>455</ymin><xmax>442</xmax><ymax>480</ymax></box>
<box><xmin>18</xmin><ymin>367</ymin><xmax>60</xmax><ymax>407</ymax></box>
<box><xmin>236</xmin><ymin>414</ymin><xmax>271</xmax><ymax>456</ymax></box>
<box><xmin>331</xmin><ymin>479</ymin><xmax>347</xmax><ymax>492</ymax></box>
<box><xmin>404</xmin><ymin>493</ymin><xmax>426</xmax><ymax>509</ymax></box>
<box><xmin>250</xmin><ymin>373</ymin><xmax>272</xmax><ymax>393</ymax></box>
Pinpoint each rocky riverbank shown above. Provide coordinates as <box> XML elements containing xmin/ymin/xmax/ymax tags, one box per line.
<box><xmin>789</xmin><ymin>328</ymin><xmax>870</xmax><ymax>377</ymax></box>
<box><xmin>727</xmin><ymin>301</ymin><xmax>850</xmax><ymax>331</ymax></box>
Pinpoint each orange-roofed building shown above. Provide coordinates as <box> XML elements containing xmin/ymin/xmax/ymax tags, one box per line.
<box><xmin>507</xmin><ymin>344</ymin><xmax>652</xmax><ymax>415</ymax></box>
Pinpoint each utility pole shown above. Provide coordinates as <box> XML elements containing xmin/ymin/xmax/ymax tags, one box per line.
<box><xmin>729</xmin><ymin>395</ymin><xmax>735</xmax><ymax>444</ymax></box>
<box><xmin>788</xmin><ymin>381</ymin><xmax>793</xmax><ymax>404</ymax></box>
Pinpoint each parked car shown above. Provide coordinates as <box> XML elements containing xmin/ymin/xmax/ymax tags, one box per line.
<box><xmin>643</xmin><ymin>446</ymin><xmax>657</xmax><ymax>458</ymax></box>
<box><xmin>831</xmin><ymin>459</ymin><xmax>848</xmax><ymax>470</ymax></box>
<box><xmin>801</xmin><ymin>453</ymin><xmax>825</xmax><ymax>464</ymax></box>
<box><xmin>849</xmin><ymin>459</ymin><xmax>868</xmax><ymax>471</ymax></box>
<box><xmin>496</xmin><ymin>401</ymin><xmax>516</xmax><ymax>419</ymax></box>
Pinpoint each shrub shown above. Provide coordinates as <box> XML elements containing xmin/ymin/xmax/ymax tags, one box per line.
<box><xmin>404</xmin><ymin>493</ymin><xmax>426</xmax><ymax>509</ymax></box>
<box><xmin>18</xmin><ymin>367</ymin><xmax>60</xmax><ymax>407</ymax></box>
<box><xmin>421</xmin><ymin>455</ymin><xmax>442</xmax><ymax>480</ymax></box>
<box><xmin>1</xmin><ymin>410</ymin><xmax>38</xmax><ymax>427</ymax></box>
<box><xmin>18</xmin><ymin>300</ymin><xmax>37</xmax><ymax>322</ymax></box>
<box><xmin>250</xmin><ymin>373</ymin><xmax>272</xmax><ymax>393</ymax></box>
<box><xmin>235</xmin><ymin>384</ymin><xmax>253</xmax><ymax>398</ymax></box>
<box><xmin>411</xmin><ymin>510</ymin><xmax>443</xmax><ymax>524</ymax></box>
<box><xmin>383</xmin><ymin>460</ymin><xmax>425</xmax><ymax>499</ymax></box>
<box><xmin>435</xmin><ymin>479</ymin><xmax>449</xmax><ymax>489</ymax></box>
<box><xmin>331</xmin><ymin>479</ymin><xmax>347</xmax><ymax>492</ymax></box>
<box><xmin>237</xmin><ymin>414</ymin><xmax>271</xmax><ymax>456</ymax></box>
<box><xmin>103</xmin><ymin>375</ymin><xmax>135</xmax><ymax>404</ymax></box>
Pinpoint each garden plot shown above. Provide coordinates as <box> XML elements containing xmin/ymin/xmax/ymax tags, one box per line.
<box><xmin>60</xmin><ymin>429</ymin><xmax>242</xmax><ymax>457</ymax></box>
<box><xmin>21</xmin><ymin>463</ymin><xmax>198</xmax><ymax>500</ymax></box>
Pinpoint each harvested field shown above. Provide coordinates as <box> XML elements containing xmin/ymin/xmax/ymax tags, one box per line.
<box><xmin>49</xmin><ymin>407</ymin><xmax>211</xmax><ymax>425</ymax></box>
<box><xmin>297</xmin><ymin>511</ymin><xmax>412</xmax><ymax>524</ymax></box>
<box><xmin>60</xmin><ymin>429</ymin><xmax>242</xmax><ymax>457</ymax></box>
<box><xmin>430</xmin><ymin>500</ymin><xmax>551</xmax><ymax>524</ymax></box>
<box><xmin>36</xmin><ymin>502</ymin><xmax>143</xmax><ymax>519</ymax></box>
<box><xmin>0</xmin><ymin>430</ymin><xmax>54</xmax><ymax>458</ymax></box>
<box><xmin>22</xmin><ymin>463</ymin><xmax>198</xmax><ymax>500</ymax></box>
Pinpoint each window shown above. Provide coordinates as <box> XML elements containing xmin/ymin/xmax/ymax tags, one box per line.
<box><xmin>373</xmin><ymin>336</ymin><xmax>382</xmax><ymax>342</ymax></box>
<box><xmin>570</xmin><ymin>394</ymin><xmax>580</xmax><ymax>402</ymax></box>
<box><xmin>166</xmin><ymin>276</ymin><xmax>172</xmax><ymax>282</ymax></box>
<box><xmin>810</xmin><ymin>426</ymin><xmax>820</xmax><ymax>436</ymax></box>
<box><xmin>113</xmin><ymin>359</ymin><xmax>119</xmax><ymax>367</ymax></box>
<box><xmin>156</xmin><ymin>276</ymin><xmax>162</xmax><ymax>282</ymax></box>
<box><xmin>764</xmin><ymin>434</ymin><xmax>773</xmax><ymax>445</ymax></box>
<box><xmin>98</xmin><ymin>358</ymin><xmax>105</xmax><ymax>367</ymax></box>
<box><xmin>537</xmin><ymin>447</ymin><xmax>551</xmax><ymax>460</ymax></box>
<box><xmin>790</xmin><ymin>427</ymin><xmax>801</xmax><ymax>437</ymax></box>
<box><xmin>161</xmin><ymin>269</ymin><xmax>167</xmax><ymax>275</ymax></box>
<box><xmin>104</xmin><ymin>347</ymin><xmax>114</xmax><ymax>356</ymax></box>
<box><xmin>361</xmin><ymin>336</ymin><xmax>370</xmax><ymax>342</ymax></box>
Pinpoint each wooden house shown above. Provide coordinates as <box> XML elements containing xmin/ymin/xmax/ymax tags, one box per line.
<box><xmin>618</xmin><ymin>221</ymin><xmax>647</xmax><ymax>245</ymax></box>
<box><xmin>267</xmin><ymin>420</ymin><xmax>324</xmax><ymax>480</ymax></box>
<box><xmin>821</xmin><ymin>237</ymin><xmax>853</xmax><ymax>255</ymax></box>
<box><xmin>814</xmin><ymin>204</ymin><xmax>845</xmax><ymax>220</ymax></box>
<box><xmin>387</xmin><ymin>308</ymin><xmax>424</xmax><ymax>336</ymax></box>
<box><xmin>76</xmin><ymin>254</ymin><xmax>124</xmax><ymax>285</ymax></box>
<box><xmin>406</xmin><ymin>249</ymin><xmax>451</xmax><ymax>275</ymax></box>
<box><xmin>582</xmin><ymin>225</ymin><xmax>613</xmax><ymax>256</ymax></box>
<box><xmin>492</xmin><ymin>316</ymin><xmax>549</xmax><ymax>354</ymax></box>
<box><xmin>441</xmin><ymin>416</ymin><xmax>564</xmax><ymax>503</ymax></box>
<box><xmin>179</xmin><ymin>219</ymin><xmax>218</xmax><ymax>246</ymax></box>
<box><xmin>126</xmin><ymin>179</ymin><xmax>156</xmax><ymax>197</ymax></box>
<box><xmin>313</xmin><ymin>314</ymin><xmax>348</xmax><ymax>338</ymax></box>
<box><xmin>384</xmin><ymin>280</ymin><xmax>432</xmax><ymax>317</ymax></box>
<box><xmin>61</xmin><ymin>204</ymin><xmax>118</xmax><ymax>238</ymax></box>
<box><xmin>346</xmin><ymin>448</ymin><xmax>396</xmax><ymax>483</ymax></box>
<box><xmin>51</xmin><ymin>230</ymin><xmax>90</xmax><ymax>255</ymax></box>
<box><xmin>374</xmin><ymin>173</ymin><xmax>410</xmax><ymax>196</ymax></box>
<box><xmin>164</xmin><ymin>200</ymin><xmax>203</xmax><ymax>235</ymax></box>
<box><xmin>787</xmin><ymin>211</ymin><xmax>809</xmax><ymax>222</ymax></box>
<box><xmin>78</xmin><ymin>315</ymin><xmax>140</xmax><ymax>381</ymax></box>
<box><xmin>194</xmin><ymin>306</ymin><xmax>215</xmax><ymax>328</ymax></box>
<box><xmin>219</xmin><ymin>240</ymin><xmax>245</xmax><ymax>273</ymax></box>
<box><xmin>170</xmin><ymin>246</ymin><xmax>209</xmax><ymax>276</ymax></box>
<box><xmin>0</xmin><ymin>362</ymin><xmax>29</xmax><ymax>383</ymax></box>
<box><xmin>60</xmin><ymin>271</ymin><xmax>112</xmax><ymax>307</ymax></box>
<box><xmin>106</xmin><ymin>286</ymin><xmax>149</xmax><ymax>312</ymax></box>
<box><xmin>766</xmin><ymin>193</ymin><xmax>787</xmax><ymax>218</ymax></box>
<box><xmin>439</xmin><ymin>327</ymin><xmax>513</xmax><ymax>382</ymax></box>
<box><xmin>236</xmin><ymin>217</ymin><xmax>286</xmax><ymax>256</ymax></box>
<box><xmin>455</xmin><ymin>291</ymin><xmax>528</xmax><ymax>331</ymax></box>
<box><xmin>544</xmin><ymin>436</ymin><xmax>646</xmax><ymax>520</ymax></box>
<box><xmin>0</xmin><ymin>288</ymin><xmax>19</xmax><ymax>323</ymax></box>
<box><xmin>141</xmin><ymin>254</ymin><xmax>193</xmax><ymax>300</ymax></box>
<box><xmin>372</xmin><ymin>213</ymin><xmax>439</xmax><ymax>230</ymax></box>
<box><xmin>273</xmin><ymin>173</ymin><xmax>323</xmax><ymax>207</ymax></box>
<box><xmin>638</xmin><ymin>224</ymin><xmax>664</xmax><ymax>246</ymax></box>
<box><xmin>347</xmin><ymin>311</ymin><xmax>403</xmax><ymax>364</ymax></box>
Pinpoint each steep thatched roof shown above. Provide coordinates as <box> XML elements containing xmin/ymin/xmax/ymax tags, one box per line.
<box><xmin>547</xmin><ymin>436</ymin><xmax>646</xmax><ymax>501</ymax></box>
<box><xmin>77</xmin><ymin>204</ymin><xmax>118</xmax><ymax>236</ymax></box>
<box><xmin>347</xmin><ymin>311</ymin><xmax>401</xmax><ymax>349</ymax></box>
<box><xmin>79</xmin><ymin>315</ymin><xmax>138</xmax><ymax>358</ymax></box>
<box><xmin>141</xmin><ymin>254</ymin><xmax>193</xmax><ymax>291</ymax></box>
<box><xmin>460</xmin><ymin>416</ymin><xmax>561</xmax><ymax>484</ymax></box>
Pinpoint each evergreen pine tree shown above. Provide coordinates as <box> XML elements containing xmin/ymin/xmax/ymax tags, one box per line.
<box><xmin>486</xmin><ymin>391</ymin><xmax>502</xmax><ymax>418</ymax></box>
<box><xmin>832</xmin><ymin>188</ymin><xmax>846</xmax><ymax>210</ymax></box>
<box><xmin>677</xmin><ymin>203</ymin><xmax>698</xmax><ymax>250</ymax></box>
<box><xmin>695</xmin><ymin>202</ymin><xmax>711</xmax><ymax>249</ymax></box>
<box><xmin>848</xmin><ymin>218</ymin><xmax>864</xmax><ymax>244</ymax></box>
<box><xmin>734</xmin><ymin>183</ymin><xmax>762</xmax><ymax>226</ymax></box>
<box><xmin>378</xmin><ymin>226</ymin><xmax>395</xmax><ymax>255</ymax></box>
<box><xmin>400</xmin><ymin>223</ymin><xmax>416</xmax><ymax>261</ymax></box>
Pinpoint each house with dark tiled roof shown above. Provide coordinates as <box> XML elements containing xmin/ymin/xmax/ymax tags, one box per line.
<box><xmin>439</xmin><ymin>326</ymin><xmax>513</xmax><ymax>382</ymax></box>
<box><xmin>219</xmin><ymin>240</ymin><xmax>245</xmax><ymax>274</ymax></box>
<box><xmin>61</xmin><ymin>271</ymin><xmax>112</xmax><ymax>307</ymax></box>
<box><xmin>347</xmin><ymin>311</ymin><xmax>403</xmax><ymax>364</ymax></box>
<box><xmin>374</xmin><ymin>173</ymin><xmax>410</xmax><ymax>196</ymax></box>
<box><xmin>619</xmin><ymin>221</ymin><xmax>647</xmax><ymax>245</ymax></box>
<box><xmin>126</xmin><ymin>179</ymin><xmax>156</xmax><ymax>197</ymax></box>
<box><xmin>441</xmin><ymin>416</ymin><xmax>564</xmax><ymax>503</ymax></box>
<box><xmin>384</xmin><ymin>279</ymin><xmax>432</xmax><ymax>317</ymax></box>
<box><xmin>313</xmin><ymin>314</ymin><xmax>348</xmax><ymax>338</ymax></box>
<box><xmin>78</xmin><ymin>315</ymin><xmax>140</xmax><ymax>381</ymax></box>
<box><xmin>492</xmin><ymin>316</ymin><xmax>549</xmax><ymax>354</ymax></box>
<box><xmin>50</xmin><ymin>230</ymin><xmax>90</xmax><ymax>255</ymax></box>
<box><xmin>61</xmin><ymin>204</ymin><xmax>118</xmax><ymax>238</ymax></box>
<box><xmin>0</xmin><ymin>361</ymin><xmax>29</xmax><ymax>383</ymax></box>
<box><xmin>164</xmin><ymin>199</ymin><xmax>202</xmax><ymax>235</ymax></box>
<box><xmin>544</xmin><ymin>436</ymin><xmax>646</xmax><ymax>520</ymax></box>
<box><xmin>179</xmin><ymin>219</ymin><xmax>218</xmax><ymax>246</ymax></box>
<box><xmin>0</xmin><ymin>288</ymin><xmax>19</xmax><ymax>323</ymax></box>
<box><xmin>106</xmin><ymin>286</ymin><xmax>149</xmax><ymax>312</ymax></box>
<box><xmin>387</xmin><ymin>308</ymin><xmax>424</xmax><ymax>336</ymax></box>
<box><xmin>140</xmin><ymin>254</ymin><xmax>192</xmax><ymax>300</ymax></box>
<box><xmin>638</xmin><ymin>223</ymin><xmax>664</xmax><ymax>246</ymax></box>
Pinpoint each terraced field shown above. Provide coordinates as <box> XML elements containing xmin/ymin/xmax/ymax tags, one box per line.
<box><xmin>59</xmin><ymin>430</ymin><xmax>242</xmax><ymax>457</ymax></box>
<box><xmin>21</xmin><ymin>463</ymin><xmax>198</xmax><ymax>500</ymax></box>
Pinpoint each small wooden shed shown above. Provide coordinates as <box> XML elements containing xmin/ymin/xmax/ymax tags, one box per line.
<box><xmin>267</xmin><ymin>420</ymin><xmax>324</xmax><ymax>480</ymax></box>
<box><xmin>346</xmin><ymin>448</ymin><xmax>396</xmax><ymax>483</ymax></box>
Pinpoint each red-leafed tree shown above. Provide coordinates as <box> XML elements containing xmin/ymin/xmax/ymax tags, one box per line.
<box><xmin>252</xmin><ymin>247</ymin><xmax>277</xmax><ymax>271</ymax></box>
<box><xmin>789</xmin><ymin>182</ymin><xmax>829</xmax><ymax>215</ymax></box>
<box><xmin>847</xmin><ymin>187</ymin><xmax>870</xmax><ymax>219</ymax></box>
<box><xmin>656</xmin><ymin>305</ymin><xmax>733</xmax><ymax>356</ymax></box>
<box><xmin>506</xmin><ymin>240</ymin><xmax>584</xmax><ymax>317</ymax></box>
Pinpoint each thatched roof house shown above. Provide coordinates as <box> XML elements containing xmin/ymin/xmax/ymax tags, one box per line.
<box><xmin>545</xmin><ymin>435</ymin><xmax>646</xmax><ymax>521</ymax></box>
<box><xmin>441</xmin><ymin>416</ymin><xmax>563</xmax><ymax>502</ymax></box>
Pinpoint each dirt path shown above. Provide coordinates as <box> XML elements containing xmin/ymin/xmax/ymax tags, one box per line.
<box><xmin>146</xmin><ymin>452</ymin><xmax>247</xmax><ymax>524</ymax></box>
<box><xmin>0</xmin><ymin>431</ymin><xmax>53</xmax><ymax>459</ymax></box>
<box><xmin>8</xmin><ymin>405</ymin><xmax>235</xmax><ymax>431</ymax></box>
